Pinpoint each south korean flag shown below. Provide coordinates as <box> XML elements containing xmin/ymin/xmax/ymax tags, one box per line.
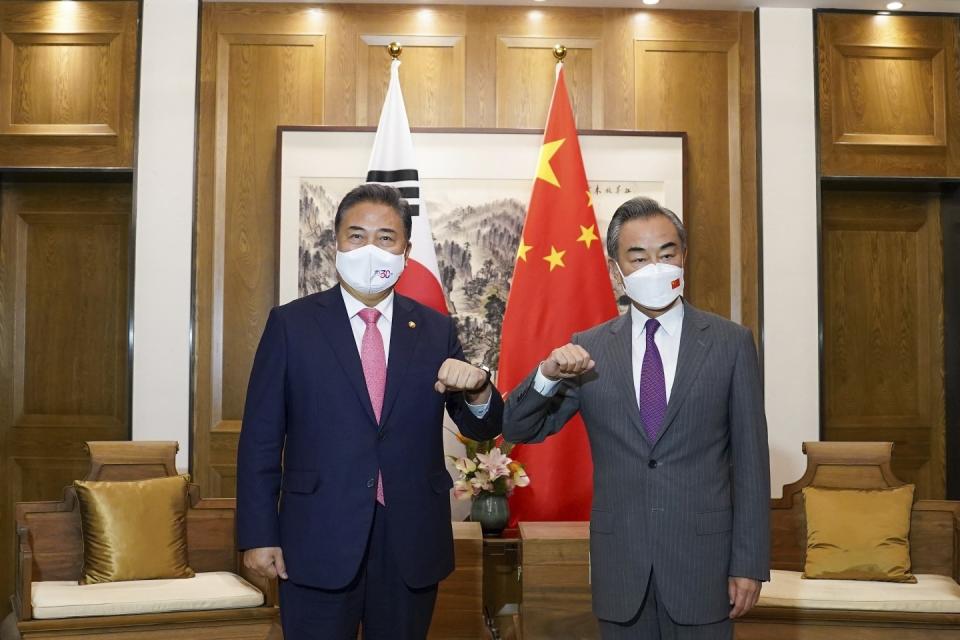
<box><xmin>366</xmin><ymin>58</ymin><xmax>447</xmax><ymax>315</ymax></box>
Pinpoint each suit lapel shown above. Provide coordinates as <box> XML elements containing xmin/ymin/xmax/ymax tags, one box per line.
<box><xmin>651</xmin><ymin>301</ymin><xmax>712</xmax><ymax>449</ymax></box>
<box><xmin>607</xmin><ymin>313</ymin><xmax>645</xmax><ymax>437</ymax></box>
<box><xmin>379</xmin><ymin>295</ymin><xmax>421</xmax><ymax>429</ymax></box>
<box><xmin>312</xmin><ymin>286</ymin><xmax>378</xmax><ymax>427</ymax></box>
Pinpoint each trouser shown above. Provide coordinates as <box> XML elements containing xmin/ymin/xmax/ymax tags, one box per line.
<box><xmin>279</xmin><ymin>503</ymin><xmax>438</xmax><ymax>640</ymax></box>
<box><xmin>599</xmin><ymin>572</ymin><xmax>732</xmax><ymax>640</ymax></box>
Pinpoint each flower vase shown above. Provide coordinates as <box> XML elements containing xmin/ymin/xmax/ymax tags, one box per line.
<box><xmin>471</xmin><ymin>492</ymin><xmax>509</xmax><ymax>536</ymax></box>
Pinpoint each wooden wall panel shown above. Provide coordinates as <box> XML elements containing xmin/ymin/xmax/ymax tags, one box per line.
<box><xmin>464</xmin><ymin>7</ymin><xmax>604</xmax><ymax>129</ymax></box>
<box><xmin>495</xmin><ymin>37</ymin><xmax>599</xmax><ymax>129</ymax></box>
<box><xmin>818</xmin><ymin>13</ymin><xmax>960</xmax><ymax>177</ymax></box>
<box><xmin>822</xmin><ymin>190</ymin><xmax>945</xmax><ymax>499</ymax></box>
<box><xmin>4</xmin><ymin>33</ymin><xmax>120</xmax><ymax>133</ymax></box>
<box><xmin>0</xmin><ymin>1</ymin><xmax>137</xmax><ymax>168</ymax></box>
<box><xmin>334</xmin><ymin>4</ymin><xmax>470</xmax><ymax>128</ymax></box>
<box><xmin>0</xmin><ymin>177</ymin><xmax>131</xmax><ymax>614</ymax></box>
<box><xmin>220</xmin><ymin>33</ymin><xmax>324</xmax><ymax>425</ymax></box>
<box><xmin>194</xmin><ymin>4</ymin><xmax>759</xmax><ymax>498</ymax></box>
<box><xmin>631</xmin><ymin>11</ymin><xmax>757</xmax><ymax>323</ymax></box>
<box><xmin>359</xmin><ymin>36</ymin><xmax>465</xmax><ymax>127</ymax></box>
<box><xmin>196</xmin><ymin>5</ymin><xmax>328</xmax><ymax>496</ymax></box>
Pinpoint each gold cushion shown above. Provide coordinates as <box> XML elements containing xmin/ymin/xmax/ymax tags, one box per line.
<box><xmin>74</xmin><ymin>475</ymin><xmax>195</xmax><ymax>585</ymax></box>
<box><xmin>803</xmin><ymin>484</ymin><xmax>916</xmax><ymax>583</ymax></box>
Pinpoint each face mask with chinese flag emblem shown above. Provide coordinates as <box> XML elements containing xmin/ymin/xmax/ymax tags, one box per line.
<box><xmin>619</xmin><ymin>262</ymin><xmax>684</xmax><ymax>310</ymax></box>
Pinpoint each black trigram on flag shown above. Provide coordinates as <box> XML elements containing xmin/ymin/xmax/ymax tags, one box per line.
<box><xmin>366</xmin><ymin>168</ymin><xmax>420</xmax><ymax>216</ymax></box>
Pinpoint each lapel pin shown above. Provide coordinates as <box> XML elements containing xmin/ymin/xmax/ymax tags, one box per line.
<box><xmin>408</xmin><ymin>321</ymin><xmax>416</xmax><ymax>329</ymax></box>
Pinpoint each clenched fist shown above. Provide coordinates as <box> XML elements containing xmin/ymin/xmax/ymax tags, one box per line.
<box><xmin>540</xmin><ymin>343</ymin><xmax>595</xmax><ymax>381</ymax></box>
<box><xmin>435</xmin><ymin>359</ymin><xmax>492</xmax><ymax>404</ymax></box>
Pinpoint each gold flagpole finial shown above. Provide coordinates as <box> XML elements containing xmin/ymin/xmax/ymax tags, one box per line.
<box><xmin>387</xmin><ymin>42</ymin><xmax>403</xmax><ymax>60</ymax></box>
<box><xmin>553</xmin><ymin>44</ymin><xmax>567</xmax><ymax>62</ymax></box>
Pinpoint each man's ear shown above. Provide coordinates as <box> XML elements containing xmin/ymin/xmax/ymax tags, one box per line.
<box><xmin>404</xmin><ymin>241</ymin><xmax>412</xmax><ymax>264</ymax></box>
<box><xmin>607</xmin><ymin>257</ymin><xmax>623</xmax><ymax>285</ymax></box>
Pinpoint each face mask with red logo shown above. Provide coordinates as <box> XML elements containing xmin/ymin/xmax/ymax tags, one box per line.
<box><xmin>618</xmin><ymin>262</ymin><xmax>684</xmax><ymax>310</ymax></box>
<box><xmin>335</xmin><ymin>244</ymin><xmax>406</xmax><ymax>296</ymax></box>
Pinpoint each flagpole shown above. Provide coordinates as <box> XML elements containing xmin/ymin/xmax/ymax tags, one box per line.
<box><xmin>387</xmin><ymin>41</ymin><xmax>403</xmax><ymax>60</ymax></box>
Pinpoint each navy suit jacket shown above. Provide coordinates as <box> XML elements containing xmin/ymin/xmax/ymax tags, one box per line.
<box><xmin>236</xmin><ymin>285</ymin><xmax>503</xmax><ymax>589</ymax></box>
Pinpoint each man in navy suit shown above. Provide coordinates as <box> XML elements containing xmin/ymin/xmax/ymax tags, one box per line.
<box><xmin>237</xmin><ymin>184</ymin><xmax>503</xmax><ymax>640</ymax></box>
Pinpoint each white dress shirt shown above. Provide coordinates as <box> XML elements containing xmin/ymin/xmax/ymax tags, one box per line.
<box><xmin>340</xmin><ymin>287</ymin><xmax>490</xmax><ymax>417</ymax></box>
<box><xmin>630</xmin><ymin>302</ymin><xmax>683</xmax><ymax>403</ymax></box>
<box><xmin>533</xmin><ymin>301</ymin><xmax>685</xmax><ymax>401</ymax></box>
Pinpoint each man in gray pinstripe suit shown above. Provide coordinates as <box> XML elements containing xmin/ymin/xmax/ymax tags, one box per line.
<box><xmin>503</xmin><ymin>197</ymin><xmax>770</xmax><ymax>639</ymax></box>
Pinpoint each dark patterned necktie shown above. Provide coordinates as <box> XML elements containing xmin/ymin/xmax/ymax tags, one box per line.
<box><xmin>639</xmin><ymin>318</ymin><xmax>667</xmax><ymax>441</ymax></box>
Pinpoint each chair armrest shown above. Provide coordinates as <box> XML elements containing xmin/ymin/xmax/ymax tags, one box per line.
<box><xmin>14</xmin><ymin>525</ymin><xmax>33</xmax><ymax>621</ymax></box>
<box><xmin>238</xmin><ymin>554</ymin><xmax>279</xmax><ymax>607</ymax></box>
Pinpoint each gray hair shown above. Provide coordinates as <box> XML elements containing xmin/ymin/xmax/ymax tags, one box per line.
<box><xmin>605</xmin><ymin>196</ymin><xmax>687</xmax><ymax>258</ymax></box>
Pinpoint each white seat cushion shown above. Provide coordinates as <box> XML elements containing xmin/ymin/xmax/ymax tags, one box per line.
<box><xmin>32</xmin><ymin>571</ymin><xmax>264</xmax><ymax>620</ymax></box>
<box><xmin>758</xmin><ymin>569</ymin><xmax>960</xmax><ymax>613</ymax></box>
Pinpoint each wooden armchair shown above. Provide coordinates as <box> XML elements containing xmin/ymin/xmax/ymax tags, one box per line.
<box><xmin>736</xmin><ymin>441</ymin><xmax>960</xmax><ymax>640</ymax></box>
<box><xmin>10</xmin><ymin>441</ymin><xmax>280</xmax><ymax>640</ymax></box>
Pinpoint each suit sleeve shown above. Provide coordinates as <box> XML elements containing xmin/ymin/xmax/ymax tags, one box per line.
<box><xmin>728</xmin><ymin>327</ymin><xmax>771</xmax><ymax>581</ymax></box>
<box><xmin>501</xmin><ymin>335</ymin><xmax>583</xmax><ymax>444</ymax></box>
<box><xmin>236</xmin><ymin>308</ymin><xmax>287</xmax><ymax>551</ymax></box>
<box><xmin>445</xmin><ymin>318</ymin><xmax>504</xmax><ymax>441</ymax></box>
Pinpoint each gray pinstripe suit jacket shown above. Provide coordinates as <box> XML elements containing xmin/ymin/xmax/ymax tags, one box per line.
<box><xmin>503</xmin><ymin>301</ymin><xmax>770</xmax><ymax>625</ymax></box>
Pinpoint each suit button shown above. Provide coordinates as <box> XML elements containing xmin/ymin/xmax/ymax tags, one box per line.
<box><xmin>648</xmin><ymin>459</ymin><xmax>658</xmax><ymax>469</ymax></box>
<box><xmin>366</xmin><ymin>478</ymin><xmax>375</xmax><ymax>488</ymax></box>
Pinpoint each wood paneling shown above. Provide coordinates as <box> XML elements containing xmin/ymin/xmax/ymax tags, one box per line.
<box><xmin>194</xmin><ymin>4</ymin><xmax>759</xmax><ymax>497</ymax></box>
<box><xmin>430</xmin><ymin>522</ymin><xmax>484</xmax><ymax>639</ymax></box>
<box><xmin>2</xmin><ymin>32</ymin><xmax>121</xmax><ymax>134</ymax></box>
<box><xmin>0</xmin><ymin>177</ymin><xmax>131</xmax><ymax>615</ymax></box>
<box><xmin>818</xmin><ymin>13</ymin><xmax>960</xmax><ymax>177</ymax></box>
<box><xmin>220</xmin><ymin>32</ymin><xmax>324</xmax><ymax>424</ymax></box>
<box><xmin>519</xmin><ymin>522</ymin><xmax>597</xmax><ymax>640</ymax></box>
<box><xmin>0</xmin><ymin>1</ymin><xmax>137</xmax><ymax>168</ymax></box>
<box><xmin>196</xmin><ymin>4</ymin><xmax>328</xmax><ymax>496</ymax></box>
<box><xmin>495</xmin><ymin>37</ymin><xmax>599</xmax><ymax>129</ymax></box>
<box><xmin>359</xmin><ymin>35</ymin><xmax>465</xmax><ymax>127</ymax></box>
<box><xmin>464</xmin><ymin>6</ymin><xmax>604</xmax><ymax>130</ymax></box>
<box><xmin>821</xmin><ymin>189</ymin><xmax>945</xmax><ymax>499</ymax></box>
<box><xmin>632</xmin><ymin>11</ymin><xmax>757</xmax><ymax>322</ymax></box>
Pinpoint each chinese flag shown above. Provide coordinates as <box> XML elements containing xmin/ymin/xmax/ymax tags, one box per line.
<box><xmin>499</xmin><ymin>67</ymin><xmax>618</xmax><ymax>525</ymax></box>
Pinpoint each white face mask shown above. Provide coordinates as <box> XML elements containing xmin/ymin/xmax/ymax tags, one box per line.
<box><xmin>336</xmin><ymin>244</ymin><xmax>406</xmax><ymax>296</ymax></box>
<box><xmin>619</xmin><ymin>262</ymin><xmax>684</xmax><ymax>310</ymax></box>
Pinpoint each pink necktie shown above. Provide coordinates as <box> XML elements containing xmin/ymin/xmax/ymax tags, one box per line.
<box><xmin>358</xmin><ymin>308</ymin><xmax>386</xmax><ymax>505</ymax></box>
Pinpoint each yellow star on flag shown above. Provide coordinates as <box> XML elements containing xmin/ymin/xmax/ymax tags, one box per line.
<box><xmin>577</xmin><ymin>224</ymin><xmax>599</xmax><ymax>249</ymax></box>
<box><xmin>543</xmin><ymin>246</ymin><xmax>567</xmax><ymax>271</ymax></box>
<box><xmin>586</xmin><ymin>190</ymin><xmax>594</xmax><ymax>208</ymax></box>
<box><xmin>517</xmin><ymin>238</ymin><xmax>533</xmax><ymax>262</ymax></box>
<box><xmin>536</xmin><ymin>139</ymin><xmax>566</xmax><ymax>188</ymax></box>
